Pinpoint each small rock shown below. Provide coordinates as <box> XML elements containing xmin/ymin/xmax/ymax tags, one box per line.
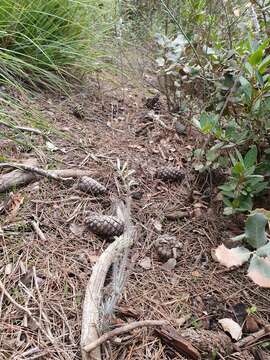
<box><xmin>131</xmin><ymin>190</ymin><xmax>143</xmax><ymax>200</ymax></box>
<box><xmin>161</xmin><ymin>258</ymin><xmax>177</xmax><ymax>271</ymax></box>
<box><xmin>70</xmin><ymin>223</ymin><xmax>86</xmax><ymax>236</ymax></box>
<box><xmin>139</xmin><ymin>257</ymin><xmax>152</xmax><ymax>270</ymax></box>
<box><xmin>244</xmin><ymin>315</ymin><xmax>260</xmax><ymax>333</ymax></box>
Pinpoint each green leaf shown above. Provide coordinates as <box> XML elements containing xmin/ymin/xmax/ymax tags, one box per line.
<box><xmin>231</xmin><ymin>233</ymin><xmax>246</xmax><ymax>242</ymax></box>
<box><xmin>258</xmin><ymin>55</ymin><xmax>270</xmax><ymax>74</ymax></box>
<box><xmin>248</xmin><ymin>47</ymin><xmax>263</xmax><ymax>66</ymax></box>
<box><xmin>239</xmin><ymin>76</ymin><xmax>253</xmax><ymax>100</ymax></box>
<box><xmin>232</xmin><ymin>161</ymin><xmax>245</xmax><ymax>176</ymax></box>
<box><xmin>248</xmin><ymin>255</ymin><xmax>270</xmax><ymax>287</ymax></box>
<box><xmin>256</xmin><ymin>242</ymin><xmax>270</xmax><ymax>257</ymax></box>
<box><xmin>219</xmin><ymin>182</ymin><xmax>237</xmax><ymax>192</ymax></box>
<box><xmin>245</xmin><ymin>213</ymin><xmax>268</xmax><ymax>249</ymax></box>
<box><xmin>244</xmin><ymin>146</ymin><xmax>257</xmax><ymax>168</ymax></box>
<box><xmin>236</xmin><ymin>196</ymin><xmax>253</xmax><ymax>212</ymax></box>
<box><xmin>199</xmin><ymin>112</ymin><xmax>218</xmax><ymax>134</ymax></box>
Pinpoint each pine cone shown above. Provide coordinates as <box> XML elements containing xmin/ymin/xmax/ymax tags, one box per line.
<box><xmin>77</xmin><ymin>176</ymin><xmax>106</xmax><ymax>195</ymax></box>
<box><xmin>72</xmin><ymin>104</ymin><xmax>85</xmax><ymax>119</ymax></box>
<box><xmin>155</xmin><ymin>167</ymin><xmax>185</xmax><ymax>182</ymax></box>
<box><xmin>86</xmin><ymin>215</ymin><xmax>124</xmax><ymax>237</ymax></box>
<box><xmin>175</xmin><ymin>121</ymin><xmax>187</xmax><ymax>136</ymax></box>
<box><xmin>145</xmin><ymin>94</ymin><xmax>160</xmax><ymax>110</ymax></box>
<box><xmin>154</xmin><ymin>234</ymin><xmax>183</xmax><ymax>260</ymax></box>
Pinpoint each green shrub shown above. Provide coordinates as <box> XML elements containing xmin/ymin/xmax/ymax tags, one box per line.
<box><xmin>0</xmin><ymin>0</ymin><xmax>113</xmax><ymax>90</ymax></box>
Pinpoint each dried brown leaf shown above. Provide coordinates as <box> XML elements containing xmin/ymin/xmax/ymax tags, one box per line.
<box><xmin>5</xmin><ymin>192</ymin><xmax>24</xmax><ymax>223</ymax></box>
<box><xmin>215</xmin><ymin>244</ymin><xmax>251</xmax><ymax>268</ymax></box>
<box><xmin>218</xmin><ymin>318</ymin><xmax>242</xmax><ymax>340</ymax></box>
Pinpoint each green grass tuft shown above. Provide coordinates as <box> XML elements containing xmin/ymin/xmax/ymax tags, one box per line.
<box><xmin>0</xmin><ymin>0</ymin><xmax>113</xmax><ymax>91</ymax></box>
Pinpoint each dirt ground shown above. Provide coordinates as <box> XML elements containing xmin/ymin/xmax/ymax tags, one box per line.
<box><xmin>0</xmin><ymin>79</ymin><xmax>270</xmax><ymax>360</ymax></box>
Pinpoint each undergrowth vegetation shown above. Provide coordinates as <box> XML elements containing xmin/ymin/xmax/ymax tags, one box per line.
<box><xmin>121</xmin><ymin>0</ymin><xmax>270</xmax><ymax>286</ymax></box>
<box><xmin>0</xmin><ymin>0</ymin><xmax>114</xmax><ymax>145</ymax></box>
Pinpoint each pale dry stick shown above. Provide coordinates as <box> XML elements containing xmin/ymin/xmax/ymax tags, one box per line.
<box><xmin>0</xmin><ymin>121</ymin><xmax>50</xmax><ymax>141</ymax></box>
<box><xmin>33</xmin><ymin>267</ymin><xmax>54</xmax><ymax>341</ymax></box>
<box><xmin>81</xmin><ymin>201</ymin><xmax>135</xmax><ymax>360</ymax></box>
<box><xmin>0</xmin><ymin>163</ymin><xmax>70</xmax><ymax>182</ymax></box>
<box><xmin>236</xmin><ymin>326</ymin><xmax>270</xmax><ymax>349</ymax></box>
<box><xmin>83</xmin><ymin>320</ymin><xmax>168</xmax><ymax>353</ymax></box>
<box><xmin>0</xmin><ymin>279</ymin><xmax>50</xmax><ymax>339</ymax></box>
<box><xmin>0</xmin><ymin>167</ymin><xmax>94</xmax><ymax>193</ymax></box>
<box><xmin>31</xmin><ymin>220</ymin><xmax>46</xmax><ymax>241</ymax></box>
<box><xmin>51</xmin><ymin>304</ymin><xmax>76</xmax><ymax>346</ymax></box>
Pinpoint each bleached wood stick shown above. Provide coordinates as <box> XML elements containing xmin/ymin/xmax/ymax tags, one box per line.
<box><xmin>0</xmin><ymin>163</ymin><xmax>71</xmax><ymax>181</ymax></box>
<box><xmin>0</xmin><ymin>165</ymin><xmax>93</xmax><ymax>192</ymax></box>
<box><xmin>0</xmin><ymin>121</ymin><xmax>50</xmax><ymax>140</ymax></box>
<box><xmin>80</xmin><ymin>201</ymin><xmax>134</xmax><ymax>360</ymax></box>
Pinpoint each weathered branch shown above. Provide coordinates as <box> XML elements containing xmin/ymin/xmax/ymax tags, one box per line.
<box><xmin>80</xmin><ymin>201</ymin><xmax>134</xmax><ymax>360</ymax></box>
<box><xmin>84</xmin><ymin>320</ymin><xmax>168</xmax><ymax>353</ymax></box>
<box><xmin>236</xmin><ymin>326</ymin><xmax>270</xmax><ymax>349</ymax></box>
<box><xmin>0</xmin><ymin>163</ymin><xmax>71</xmax><ymax>181</ymax></box>
<box><xmin>0</xmin><ymin>164</ymin><xmax>94</xmax><ymax>192</ymax></box>
<box><xmin>0</xmin><ymin>121</ymin><xmax>50</xmax><ymax>141</ymax></box>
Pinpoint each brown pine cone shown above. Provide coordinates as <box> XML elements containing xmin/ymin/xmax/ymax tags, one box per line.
<box><xmin>85</xmin><ymin>215</ymin><xmax>124</xmax><ymax>238</ymax></box>
<box><xmin>77</xmin><ymin>176</ymin><xmax>106</xmax><ymax>195</ymax></box>
<box><xmin>155</xmin><ymin>167</ymin><xmax>185</xmax><ymax>182</ymax></box>
<box><xmin>72</xmin><ymin>104</ymin><xmax>85</xmax><ymax>119</ymax></box>
<box><xmin>154</xmin><ymin>234</ymin><xmax>183</xmax><ymax>260</ymax></box>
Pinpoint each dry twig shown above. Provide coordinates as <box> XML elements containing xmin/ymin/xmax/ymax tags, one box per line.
<box><xmin>236</xmin><ymin>326</ymin><xmax>270</xmax><ymax>349</ymax></box>
<box><xmin>84</xmin><ymin>320</ymin><xmax>168</xmax><ymax>353</ymax></box>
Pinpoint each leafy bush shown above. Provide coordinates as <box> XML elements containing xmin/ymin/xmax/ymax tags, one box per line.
<box><xmin>148</xmin><ymin>2</ymin><xmax>270</xmax><ymax>215</ymax></box>
<box><xmin>0</xmin><ymin>0</ymin><xmax>112</xmax><ymax>90</ymax></box>
<box><xmin>193</xmin><ymin>36</ymin><xmax>270</xmax><ymax>214</ymax></box>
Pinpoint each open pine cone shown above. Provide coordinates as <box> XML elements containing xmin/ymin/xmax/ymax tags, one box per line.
<box><xmin>155</xmin><ymin>167</ymin><xmax>185</xmax><ymax>182</ymax></box>
<box><xmin>77</xmin><ymin>176</ymin><xmax>106</xmax><ymax>195</ymax></box>
<box><xmin>85</xmin><ymin>215</ymin><xmax>124</xmax><ymax>238</ymax></box>
<box><xmin>154</xmin><ymin>234</ymin><xmax>183</xmax><ymax>260</ymax></box>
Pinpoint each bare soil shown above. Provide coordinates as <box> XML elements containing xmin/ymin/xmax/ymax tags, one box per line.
<box><xmin>0</xmin><ymin>80</ymin><xmax>269</xmax><ymax>359</ymax></box>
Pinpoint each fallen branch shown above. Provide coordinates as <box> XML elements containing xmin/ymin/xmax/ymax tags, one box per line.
<box><xmin>0</xmin><ymin>121</ymin><xmax>50</xmax><ymax>141</ymax></box>
<box><xmin>84</xmin><ymin>320</ymin><xmax>168</xmax><ymax>353</ymax></box>
<box><xmin>31</xmin><ymin>220</ymin><xmax>47</xmax><ymax>241</ymax></box>
<box><xmin>0</xmin><ymin>163</ymin><xmax>70</xmax><ymax>181</ymax></box>
<box><xmin>80</xmin><ymin>200</ymin><xmax>135</xmax><ymax>360</ymax></box>
<box><xmin>0</xmin><ymin>165</ymin><xmax>94</xmax><ymax>193</ymax></box>
<box><xmin>235</xmin><ymin>326</ymin><xmax>270</xmax><ymax>349</ymax></box>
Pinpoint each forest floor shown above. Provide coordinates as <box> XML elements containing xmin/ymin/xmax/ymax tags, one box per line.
<box><xmin>0</xmin><ymin>79</ymin><xmax>270</xmax><ymax>360</ymax></box>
